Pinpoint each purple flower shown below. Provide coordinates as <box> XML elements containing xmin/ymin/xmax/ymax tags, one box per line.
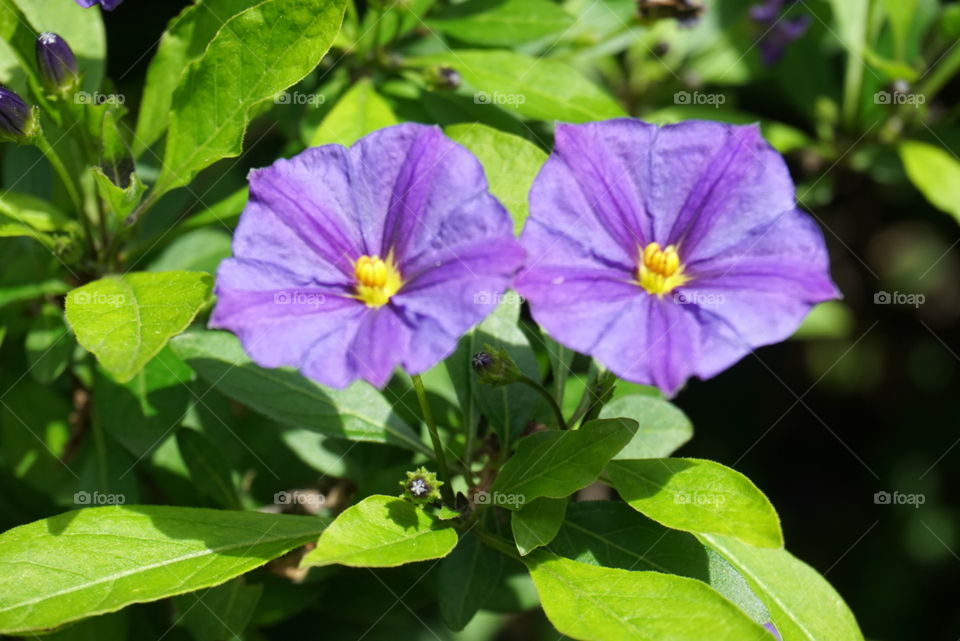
<box><xmin>764</xmin><ymin>622</ymin><xmax>782</xmax><ymax>640</ymax></box>
<box><xmin>513</xmin><ymin>120</ymin><xmax>838</xmax><ymax>396</ymax></box>
<box><xmin>36</xmin><ymin>33</ymin><xmax>79</xmax><ymax>95</ymax></box>
<box><xmin>210</xmin><ymin>123</ymin><xmax>524</xmax><ymax>389</ymax></box>
<box><xmin>750</xmin><ymin>0</ymin><xmax>811</xmax><ymax>66</ymax></box>
<box><xmin>75</xmin><ymin>0</ymin><xmax>124</xmax><ymax>10</ymax></box>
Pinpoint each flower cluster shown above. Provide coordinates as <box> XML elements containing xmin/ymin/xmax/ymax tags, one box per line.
<box><xmin>213</xmin><ymin>120</ymin><xmax>838</xmax><ymax>396</ymax></box>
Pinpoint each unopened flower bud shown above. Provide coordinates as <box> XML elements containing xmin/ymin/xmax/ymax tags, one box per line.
<box><xmin>400</xmin><ymin>467</ymin><xmax>443</xmax><ymax>503</ymax></box>
<box><xmin>472</xmin><ymin>344</ymin><xmax>521</xmax><ymax>387</ymax></box>
<box><xmin>36</xmin><ymin>33</ymin><xmax>79</xmax><ymax>96</ymax></box>
<box><xmin>0</xmin><ymin>87</ymin><xmax>39</xmax><ymax>143</ymax></box>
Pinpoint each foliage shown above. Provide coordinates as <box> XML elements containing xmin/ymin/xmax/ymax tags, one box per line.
<box><xmin>2</xmin><ymin>0</ymin><xmax>957</xmax><ymax>639</ymax></box>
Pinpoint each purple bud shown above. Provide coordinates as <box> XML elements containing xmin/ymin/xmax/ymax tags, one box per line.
<box><xmin>764</xmin><ymin>622</ymin><xmax>782</xmax><ymax>640</ymax></box>
<box><xmin>75</xmin><ymin>0</ymin><xmax>124</xmax><ymax>10</ymax></box>
<box><xmin>0</xmin><ymin>87</ymin><xmax>37</xmax><ymax>142</ymax></box>
<box><xmin>36</xmin><ymin>33</ymin><xmax>79</xmax><ymax>95</ymax></box>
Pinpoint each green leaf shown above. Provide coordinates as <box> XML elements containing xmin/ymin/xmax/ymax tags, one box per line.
<box><xmin>92</xmin><ymin>169</ymin><xmax>147</xmax><ymax>221</ymax></box>
<box><xmin>700</xmin><ymin>534</ymin><xmax>866</xmax><ymax>641</ymax></box>
<box><xmin>24</xmin><ymin>303</ymin><xmax>74</xmax><ymax>384</ymax></box>
<box><xmin>0</xmin><ymin>190</ymin><xmax>75</xmax><ymax>235</ymax></box>
<box><xmin>301</xmin><ymin>495</ymin><xmax>458</xmax><ymax>568</ymax></box>
<box><xmin>43</xmin><ymin>611</ymin><xmax>128</xmax><ymax>641</ymax></box>
<box><xmin>155</xmin><ymin>0</ymin><xmax>347</xmax><ymax>195</ymax></box>
<box><xmin>599</xmin><ymin>394</ymin><xmax>692</xmax><ymax>459</ymax></box>
<box><xmin>134</xmin><ymin>0</ymin><xmax>264</xmax><ymax>155</ymax></box>
<box><xmin>445</xmin><ymin>123</ymin><xmax>547</xmax><ymax>235</ymax></box>
<box><xmin>0</xmin><ymin>190</ymin><xmax>78</xmax><ymax>252</ymax></box>
<box><xmin>437</xmin><ymin>530</ymin><xmax>503</xmax><ymax>630</ymax></box>
<box><xmin>552</xmin><ymin>501</ymin><xmax>770</xmax><ymax>624</ymax></box>
<box><xmin>411</xmin><ymin>50</ymin><xmax>626</xmax><ymax>122</ymax></box>
<box><xmin>169</xmin><ymin>330</ymin><xmax>430</xmax><ymax>455</ymax></box>
<box><xmin>173</xmin><ymin>579</ymin><xmax>262</xmax><ymax>641</ymax></box>
<box><xmin>0</xmin><ymin>505</ymin><xmax>328</xmax><ymax>634</ymax></box>
<box><xmin>491</xmin><ymin>418</ymin><xmax>637</xmax><ymax>508</ymax></box>
<box><xmin>309</xmin><ymin>78</ymin><xmax>398</xmax><ymax>147</ymax></box>
<box><xmin>176</xmin><ymin>429</ymin><xmax>242</xmax><ymax>509</ymax></box>
<box><xmin>525</xmin><ymin>552</ymin><xmax>771</xmax><ymax>641</ymax></box>
<box><xmin>427</xmin><ymin>0</ymin><xmax>575</xmax><ymax>46</ymax></box>
<box><xmin>511</xmin><ymin>497</ymin><xmax>567</xmax><ymax>556</ymax></box>
<box><xmin>176</xmin><ymin>187</ymin><xmax>249</xmax><ymax>236</ymax></box>
<box><xmin>899</xmin><ymin>141</ymin><xmax>960</xmax><ymax>224</ymax></box>
<box><xmin>148</xmin><ymin>228</ymin><xmax>233</xmax><ymax>274</ymax></box>
<box><xmin>65</xmin><ymin>271</ymin><xmax>213</xmax><ymax>383</ymax></box>
<box><xmin>607</xmin><ymin>458</ymin><xmax>783</xmax><ymax>548</ymax></box>
<box><xmin>95</xmin><ymin>345</ymin><xmax>193</xmax><ymax>458</ymax></box>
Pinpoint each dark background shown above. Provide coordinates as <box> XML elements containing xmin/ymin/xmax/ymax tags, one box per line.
<box><xmin>100</xmin><ymin>2</ymin><xmax>960</xmax><ymax>640</ymax></box>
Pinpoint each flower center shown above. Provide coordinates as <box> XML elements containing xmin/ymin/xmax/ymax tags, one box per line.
<box><xmin>354</xmin><ymin>253</ymin><xmax>403</xmax><ymax>307</ymax></box>
<box><xmin>637</xmin><ymin>242</ymin><xmax>689</xmax><ymax>296</ymax></box>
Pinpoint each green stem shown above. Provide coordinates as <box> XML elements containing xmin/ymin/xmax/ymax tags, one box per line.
<box><xmin>569</xmin><ymin>370</ymin><xmax>617</xmax><ymax>428</ymax></box>
<box><xmin>915</xmin><ymin>43</ymin><xmax>960</xmax><ymax>110</ymax></box>
<box><xmin>518</xmin><ymin>374</ymin><xmax>567</xmax><ymax>429</ymax></box>
<box><xmin>475</xmin><ymin>529</ymin><xmax>522</xmax><ymax>561</ymax></box>
<box><xmin>412</xmin><ymin>374</ymin><xmax>455</xmax><ymax>505</ymax></box>
<box><xmin>840</xmin><ymin>0</ymin><xmax>871</xmax><ymax>130</ymax></box>
<box><xmin>34</xmin><ymin>134</ymin><xmax>84</xmax><ymax>220</ymax></box>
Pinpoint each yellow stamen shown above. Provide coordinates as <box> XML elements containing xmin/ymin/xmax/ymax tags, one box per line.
<box><xmin>354</xmin><ymin>253</ymin><xmax>403</xmax><ymax>307</ymax></box>
<box><xmin>637</xmin><ymin>242</ymin><xmax>689</xmax><ymax>296</ymax></box>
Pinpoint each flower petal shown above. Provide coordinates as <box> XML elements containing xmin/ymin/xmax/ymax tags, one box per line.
<box><xmin>676</xmin><ymin>209</ymin><xmax>840</xmax><ymax>376</ymax></box>
<box><xmin>660</xmin><ymin>122</ymin><xmax>795</xmax><ymax>261</ymax></box>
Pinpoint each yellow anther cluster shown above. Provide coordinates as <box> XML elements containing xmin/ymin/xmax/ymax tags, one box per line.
<box><xmin>354</xmin><ymin>254</ymin><xmax>403</xmax><ymax>307</ymax></box>
<box><xmin>637</xmin><ymin>242</ymin><xmax>689</xmax><ymax>296</ymax></box>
